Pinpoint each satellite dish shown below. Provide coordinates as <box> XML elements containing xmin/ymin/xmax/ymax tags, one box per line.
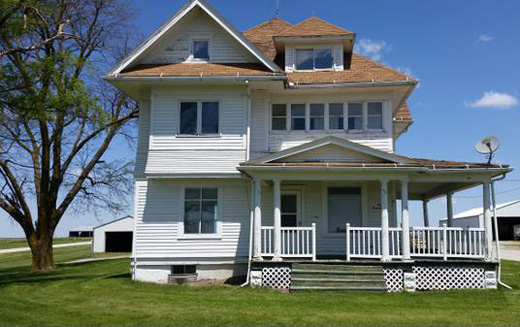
<box><xmin>475</xmin><ymin>136</ymin><xmax>500</xmax><ymax>164</ymax></box>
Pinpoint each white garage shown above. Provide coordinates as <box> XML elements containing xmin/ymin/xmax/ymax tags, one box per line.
<box><xmin>93</xmin><ymin>216</ymin><xmax>134</xmax><ymax>253</ymax></box>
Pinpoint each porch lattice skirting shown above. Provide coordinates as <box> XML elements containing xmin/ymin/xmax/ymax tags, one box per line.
<box><xmin>383</xmin><ymin>268</ymin><xmax>404</xmax><ymax>292</ymax></box>
<box><xmin>261</xmin><ymin>267</ymin><xmax>291</xmax><ymax>289</ymax></box>
<box><xmin>413</xmin><ymin>266</ymin><xmax>485</xmax><ymax>291</ymax></box>
<box><xmin>253</xmin><ymin>262</ymin><xmax>496</xmax><ymax>292</ymax></box>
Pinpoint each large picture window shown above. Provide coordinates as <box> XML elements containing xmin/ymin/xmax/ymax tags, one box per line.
<box><xmin>295</xmin><ymin>48</ymin><xmax>333</xmax><ymax>70</ymax></box>
<box><xmin>184</xmin><ymin>188</ymin><xmax>218</xmax><ymax>234</ymax></box>
<box><xmin>179</xmin><ymin>101</ymin><xmax>219</xmax><ymax>135</ymax></box>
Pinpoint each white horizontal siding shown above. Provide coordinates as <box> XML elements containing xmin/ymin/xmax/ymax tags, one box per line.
<box><xmin>269</xmin><ymin>133</ymin><xmax>393</xmax><ymax>153</ymax></box>
<box><xmin>145</xmin><ymin>150</ymin><xmax>245</xmax><ymax>175</ymax></box>
<box><xmin>134</xmin><ymin>179</ymin><xmax>251</xmax><ymax>258</ymax></box>
<box><xmin>134</xmin><ymin>99</ymin><xmax>150</xmax><ymax>176</ymax></box>
<box><xmin>142</xmin><ymin>9</ymin><xmax>256</xmax><ymax>65</ymax></box>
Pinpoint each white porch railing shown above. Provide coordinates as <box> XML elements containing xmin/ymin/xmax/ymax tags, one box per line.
<box><xmin>410</xmin><ymin>225</ymin><xmax>486</xmax><ymax>259</ymax></box>
<box><xmin>260</xmin><ymin>224</ymin><xmax>316</xmax><ymax>260</ymax></box>
<box><xmin>345</xmin><ymin>224</ymin><xmax>402</xmax><ymax>260</ymax></box>
<box><xmin>346</xmin><ymin>224</ymin><xmax>487</xmax><ymax>261</ymax></box>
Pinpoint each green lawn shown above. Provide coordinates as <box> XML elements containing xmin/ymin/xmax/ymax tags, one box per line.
<box><xmin>0</xmin><ymin>237</ymin><xmax>91</xmax><ymax>249</ymax></box>
<box><xmin>0</xmin><ymin>248</ymin><xmax>519</xmax><ymax>327</ymax></box>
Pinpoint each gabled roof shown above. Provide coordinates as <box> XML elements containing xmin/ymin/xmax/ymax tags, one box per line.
<box><xmin>395</xmin><ymin>102</ymin><xmax>412</xmax><ymax>121</ymax></box>
<box><xmin>243</xmin><ymin>18</ymin><xmax>294</xmax><ymax>60</ymax></box>
<box><xmin>108</xmin><ymin>0</ymin><xmax>281</xmax><ymax>76</ymax></box>
<box><xmin>275</xmin><ymin>16</ymin><xmax>354</xmax><ymax>37</ymax></box>
<box><xmin>245</xmin><ymin>136</ymin><xmax>411</xmax><ymax>165</ymax></box>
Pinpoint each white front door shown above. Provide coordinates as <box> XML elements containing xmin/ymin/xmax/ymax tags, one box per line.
<box><xmin>281</xmin><ymin>191</ymin><xmax>301</xmax><ymax>227</ymax></box>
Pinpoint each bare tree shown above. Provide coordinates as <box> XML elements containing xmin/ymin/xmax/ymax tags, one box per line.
<box><xmin>0</xmin><ymin>0</ymin><xmax>139</xmax><ymax>270</ymax></box>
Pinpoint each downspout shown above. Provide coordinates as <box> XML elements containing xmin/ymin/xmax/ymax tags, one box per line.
<box><xmin>241</xmin><ymin>180</ymin><xmax>255</xmax><ymax>287</ymax></box>
<box><xmin>491</xmin><ymin>173</ymin><xmax>512</xmax><ymax>290</ymax></box>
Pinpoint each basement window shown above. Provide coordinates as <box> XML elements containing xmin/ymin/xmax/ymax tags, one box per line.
<box><xmin>171</xmin><ymin>265</ymin><xmax>196</xmax><ymax>275</ymax></box>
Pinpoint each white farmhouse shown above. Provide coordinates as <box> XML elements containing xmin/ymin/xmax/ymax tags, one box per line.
<box><xmin>106</xmin><ymin>0</ymin><xmax>511</xmax><ymax>291</ymax></box>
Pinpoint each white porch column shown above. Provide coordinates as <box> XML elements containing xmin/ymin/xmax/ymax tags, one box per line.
<box><xmin>401</xmin><ymin>180</ymin><xmax>411</xmax><ymax>260</ymax></box>
<box><xmin>422</xmin><ymin>200</ymin><xmax>430</xmax><ymax>227</ymax></box>
<box><xmin>253</xmin><ymin>179</ymin><xmax>263</xmax><ymax>261</ymax></box>
<box><xmin>380</xmin><ymin>179</ymin><xmax>390</xmax><ymax>262</ymax></box>
<box><xmin>272</xmin><ymin>179</ymin><xmax>282</xmax><ymax>261</ymax></box>
<box><xmin>447</xmin><ymin>192</ymin><xmax>454</xmax><ymax>227</ymax></box>
<box><xmin>483</xmin><ymin>182</ymin><xmax>493</xmax><ymax>259</ymax></box>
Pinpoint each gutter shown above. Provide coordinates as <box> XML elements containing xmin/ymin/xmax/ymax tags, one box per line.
<box><xmin>287</xmin><ymin>79</ymin><xmax>418</xmax><ymax>89</ymax></box>
<box><xmin>104</xmin><ymin>74</ymin><xmax>287</xmax><ymax>83</ymax></box>
<box><xmin>237</xmin><ymin>165</ymin><xmax>511</xmax><ymax>173</ymax></box>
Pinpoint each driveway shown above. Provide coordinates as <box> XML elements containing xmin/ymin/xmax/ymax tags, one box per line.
<box><xmin>0</xmin><ymin>241</ymin><xmax>91</xmax><ymax>254</ymax></box>
<box><xmin>499</xmin><ymin>241</ymin><xmax>520</xmax><ymax>262</ymax></box>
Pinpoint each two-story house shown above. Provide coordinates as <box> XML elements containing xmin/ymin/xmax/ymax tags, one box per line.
<box><xmin>107</xmin><ymin>0</ymin><xmax>511</xmax><ymax>292</ymax></box>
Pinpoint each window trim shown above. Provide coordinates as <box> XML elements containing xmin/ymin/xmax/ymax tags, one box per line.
<box><xmin>188</xmin><ymin>39</ymin><xmax>211</xmax><ymax>63</ymax></box>
<box><xmin>178</xmin><ymin>185</ymin><xmax>223</xmax><ymax>239</ymax></box>
<box><xmin>269</xmin><ymin>100</ymin><xmax>387</xmax><ymax>134</ymax></box>
<box><xmin>294</xmin><ymin>46</ymin><xmax>334</xmax><ymax>72</ymax></box>
<box><xmin>177</xmin><ymin>100</ymin><xmax>221</xmax><ymax>137</ymax></box>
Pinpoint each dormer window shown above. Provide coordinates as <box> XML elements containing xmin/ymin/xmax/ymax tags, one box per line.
<box><xmin>192</xmin><ymin>40</ymin><xmax>209</xmax><ymax>60</ymax></box>
<box><xmin>295</xmin><ymin>48</ymin><xmax>333</xmax><ymax>71</ymax></box>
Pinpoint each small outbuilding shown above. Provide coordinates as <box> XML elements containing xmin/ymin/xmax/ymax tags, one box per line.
<box><xmin>440</xmin><ymin>200</ymin><xmax>520</xmax><ymax>240</ymax></box>
<box><xmin>92</xmin><ymin>216</ymin><xmax>134</xmax><ymax>253</ymax></box>
<box><xmin>69</xmin><ymin>225</ymin><xmax>94</xmax><ymax>237</ymax></box>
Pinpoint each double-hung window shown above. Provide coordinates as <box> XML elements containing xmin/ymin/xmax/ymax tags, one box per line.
<box><xmin>347</xmin><ymin>103</ymin><xmax>364</xmax><ymax>131</ymax></box>
<box><xmin>291</xmin><ymin>104</ymin><xmax>306</xmax><ymax>131</ymax></box>
<box><xmin>329</xmin><ymin>103</ymin><xmax>344</xmax><ymax>130</ymax></box>
<box><xmin>295</xmin><ymin>48</ymin><xmax>333</xmax><ymax>70</ymax></box>
<box><xmin>309</xmin><ymin>103</ymin><xmax>325</xmax><ymax>130</ymax></box>
<box><xmin>367</xmin><ymin>102</ymin><xmax>383</xmax><ymax>130</ymax></box>
<box><xmin>180</xmin><ymin>101</ymin><xmax>219</xmax><ymax>135</ymax></box>
<box><xmin>271</xmin><ymin>104</ymin><xmax>287</xmax><ymax>131</ymax></box>
<box><xmin>184</xmin><ymin>188</ymin><xmax>218</xmax><ymax>234</ymax></box>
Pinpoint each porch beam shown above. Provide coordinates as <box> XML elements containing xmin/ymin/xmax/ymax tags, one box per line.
<box><xmin>380</xmin><ymin>179</ymin><xmax>390</xmax><ymax>262</ymax></box>
<box><xmin>447</xmin><ymin>192</ymin><xmax>454</xmax><ymax>227</ymax></box>
<box><xmin>253</xmin><ymin>179</ymin><xmax>263</xmax><ymax>261</ymax></box>
<box><xmin>422</xmin><ymin>200</ymin><xmax>430</xmax><ymax>227</ymax></box>
<box><xmin>483</xmin><ymin>181</ymin><xmax>493</xmax><ymax>260</ymax></box>
<box><xmin>272</xmin><ymin>179</ymin><xmax>282</xmax><ymax>261</ymax></box>
<box><xmin>401</xmin><ymin>180</ymin><xmax>411</xmax><ymax>260</ymax></box>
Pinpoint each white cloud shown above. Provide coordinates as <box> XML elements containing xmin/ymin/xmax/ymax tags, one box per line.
<box><xmin>355</xmin><ymin>39</ymin><xmax>390</xmax><ymax>61</ymax></box>
<box><xmin>477</xmin><ymin>34</ymin><xmax>493</xmax><ymax>43</ymax></box>
<box><xmin>466</xmin><ymin>91</ymin><xmax>518</xmax><ymax>109</ymax></box>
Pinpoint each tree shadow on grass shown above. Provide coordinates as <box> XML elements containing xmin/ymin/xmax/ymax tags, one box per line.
<box><xmin>0</xmin><ymin>259</ymin><xmax>131</xmax><ymax>287</ymax></box>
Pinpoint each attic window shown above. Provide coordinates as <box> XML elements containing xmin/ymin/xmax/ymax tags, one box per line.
<box><xmin>295</xmin><ymin>48</ymin><xmax>333</xmax><ymax>70</ymax></box>
<box><xmin>192</xmin><ymin>40</ymin><xmax>209</xmax><ymax>60</ymax></box>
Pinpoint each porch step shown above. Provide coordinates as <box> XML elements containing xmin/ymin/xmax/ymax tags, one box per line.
<box><xmin>291</xmin><ymin>286</ymin><xmax>388</xmax><ymax>292</ymax></box>
<box><xmin>290</xmin><ymin>263</ymin><xmax>387</xmax><ymax>292</ymax></box>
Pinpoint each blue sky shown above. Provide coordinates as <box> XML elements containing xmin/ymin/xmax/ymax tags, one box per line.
<box><xmin>1</xmin><ymin>0</ymin><xmax>519</xmax><ymax>237</ymax></box>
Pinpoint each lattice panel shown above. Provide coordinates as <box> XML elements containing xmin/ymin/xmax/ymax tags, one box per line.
<box><xmin>383</xmin><ymin>268</ymin><xmax>403</xmax><ymax>292</ymax></box>
<box><xmin>262</xmin><ymin>267</ymin><xmax>291</xmax><ymax>289</ymax></box>
<box><xmin>413</xmin><ymin>266</ymin><xmax>485</xmax><ymax>291</ymax></box>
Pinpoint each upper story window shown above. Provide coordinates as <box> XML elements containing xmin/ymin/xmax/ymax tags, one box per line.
<box><xmin>295</xmin><ymin>48</ymin><xmax>333</xmax><ymax>70</ymax></box>
<box><xmin>271</xmin><ymin>101</ymin><xmax>384</xmax><ymax>133</ymax></box>
<box><xmin>184</xmin><ymin>188</ymin><xmax>218</xmax><ymax>234</ymax></box>
<box><xmin>192</xmin><ymin>40</ymin><xmax>209</xmax><ymax>60</ymax></box>
<box><xmin>180</xmin><ymin>101</ymin><xmax>219</xmax><ymax>135</ymax></box>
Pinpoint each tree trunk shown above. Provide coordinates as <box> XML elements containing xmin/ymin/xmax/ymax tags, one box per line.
<box><xmin>30</xmin><ymin>235</ymin><xmax>54</xmax><ymax>271</ymax></box>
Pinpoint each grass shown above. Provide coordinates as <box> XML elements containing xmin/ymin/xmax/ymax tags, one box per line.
<box><xmin>0</xmin><ymin>237</ymin><xmax>91</xmax><ymax>249</ymax></box>
<box><xmin>0</xmin><ymin>249</ymin><xmax>519</xmax><ymax>327</ymax></box>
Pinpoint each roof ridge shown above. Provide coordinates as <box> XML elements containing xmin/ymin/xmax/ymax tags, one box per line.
<box><xmin>244</xmin><ymin>17</ymin><xmax>293</xmax><ymax>33</ymax></box>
